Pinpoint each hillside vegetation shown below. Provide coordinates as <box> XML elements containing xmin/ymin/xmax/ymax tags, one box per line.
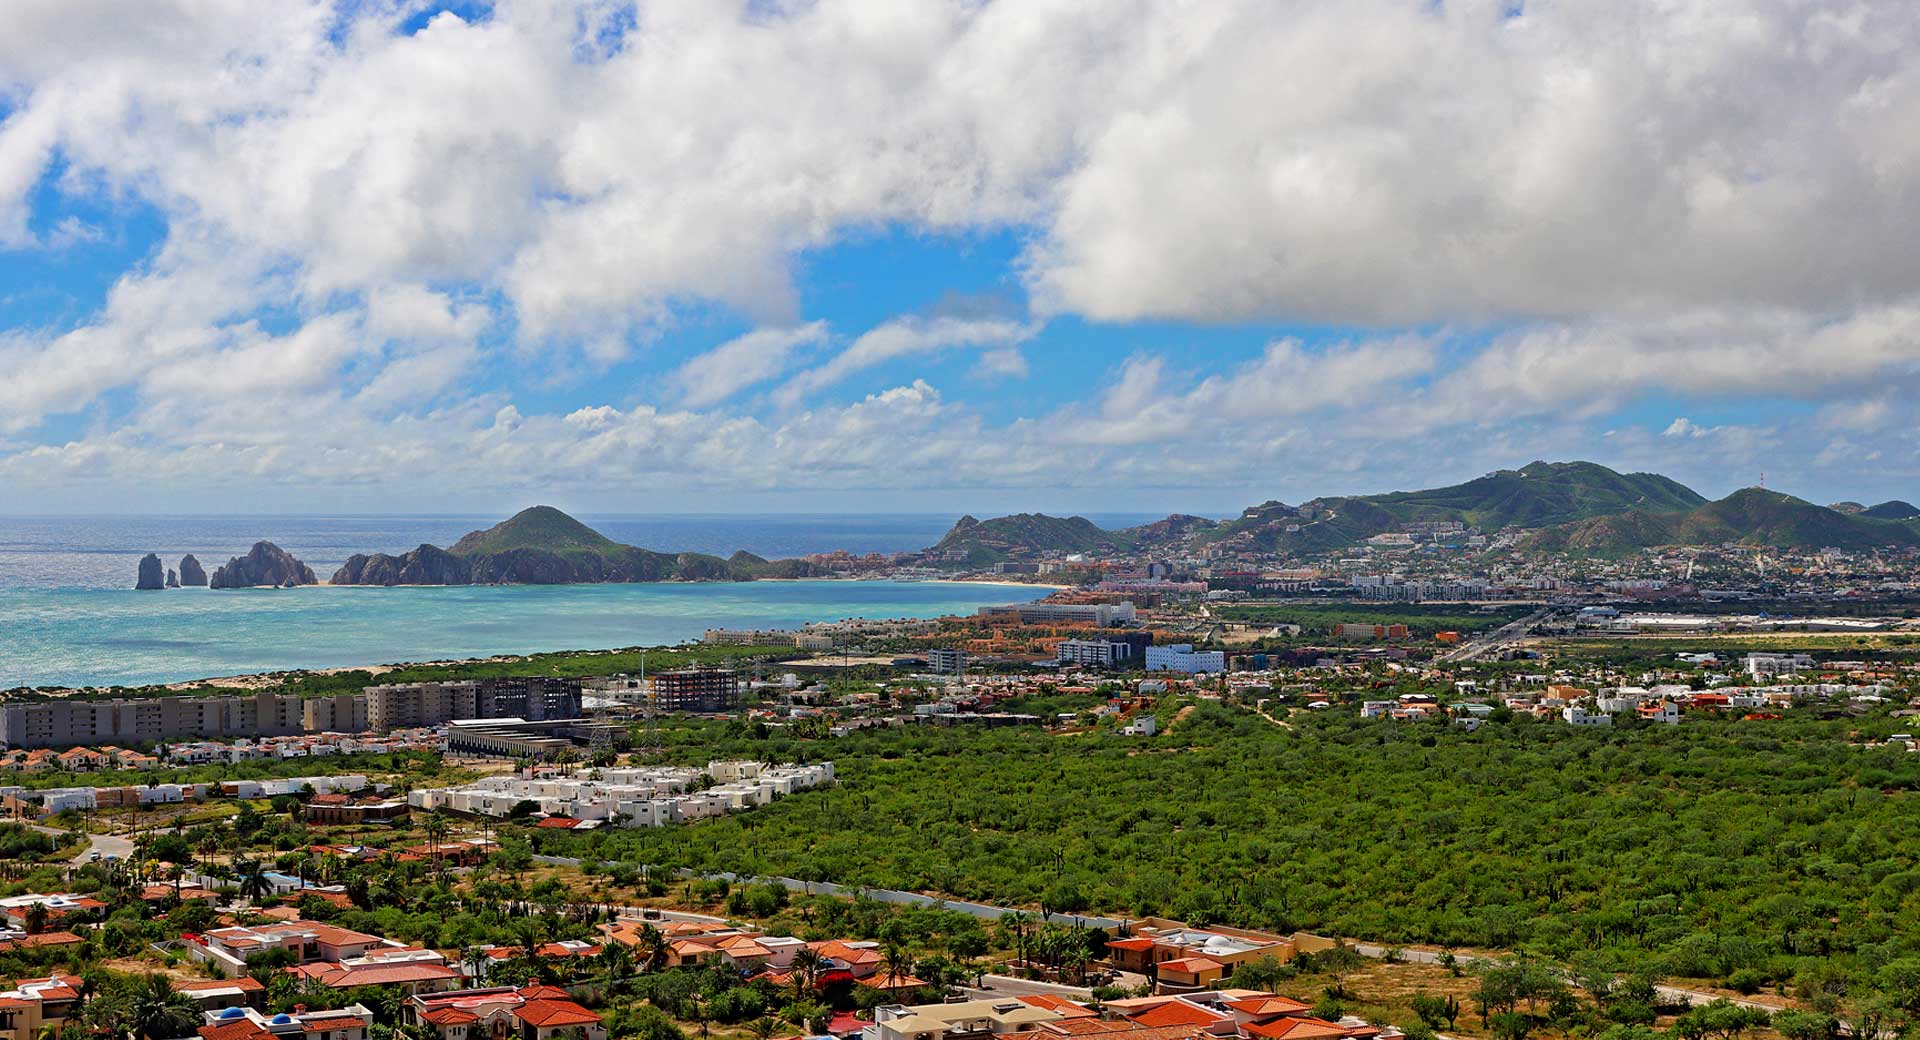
<box><xmin>1525</xmin><ymin>488</ymin><xmax>1920</xmax><ymax>556</ymax></box>
<box><xmin>539</xmin><ymin>702</ymin><xmax>1920</xmax><ymax>994</ymax></box>
<box><xmin>332</xmin><ymin>506</ymin><xmax>827</xmax><ymax>584</ymax></box>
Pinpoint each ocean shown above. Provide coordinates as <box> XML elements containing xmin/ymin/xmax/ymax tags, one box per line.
<box><xmin>0</xmin><ymin>513</ymin><xmax>1156</xmax><ymax>690</ymax></box>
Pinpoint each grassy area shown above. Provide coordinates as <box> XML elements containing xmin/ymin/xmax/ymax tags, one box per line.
<box><xmin>1216</xmin><ymin>603</ymin><xmax>1536</xmax><ymax>636</ymax></box>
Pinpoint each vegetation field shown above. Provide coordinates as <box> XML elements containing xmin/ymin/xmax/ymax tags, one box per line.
<box><xmin>1216</xmin><ymin>603</ymin><xmax>1536</xmax><ymax>636</ymax></box>
<box><xmin>535</xmin><ymin>703</ymin><xmax>1920</xmax><ymax>996</ymax></box>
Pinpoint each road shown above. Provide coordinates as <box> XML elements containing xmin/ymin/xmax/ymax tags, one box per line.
<box><xmin>1440</xmin><ymin>607</ymin><xmax>1556</xmax><ymax>663</ymax></box>
<box><xmin>28</xmin><ymin>824</ymin><xmax>134</xmax><ymax>865</ymax></box>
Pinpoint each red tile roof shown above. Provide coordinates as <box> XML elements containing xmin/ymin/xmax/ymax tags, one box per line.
<box><xmin>1153</xmin><ymin>956</ymin><xmax>1224</xmax><ymax>975</ymax></box>
<box><xmin>534</xmin><ymin>817</ymin><xmax>582</xmax><ymax>829</ymax></box>
<box><xmin>1131</xmin><ymin>1002</ymin><xmax>1224</xmax><ymax>1029</ymax></box>
<box><xmin>1245</xmin><ymin>1018</ymin><xmax>1351</xmax><ymax>1040</ymax></box>
<box><xmin>515</xmin><ymin>1000</ymin><xmax>602</xmax><ymax>1027</ymax></box>
<box><xmin>1225</xmin><ymin>997</ymin><xmax>1312</xmax><ymax>1018</ymax></box>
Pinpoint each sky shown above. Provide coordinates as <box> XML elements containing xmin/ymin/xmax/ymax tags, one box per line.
<box><xmin>2</xmin><ymin>0</ymin><xmax>1920</xmax><ymax>517</ymax></box>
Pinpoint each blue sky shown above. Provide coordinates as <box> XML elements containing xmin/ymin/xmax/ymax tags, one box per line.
<box><xmin>2</xmin><ymin>0</ymin><xmax>1919</xmax><ymax>516</ymax></box>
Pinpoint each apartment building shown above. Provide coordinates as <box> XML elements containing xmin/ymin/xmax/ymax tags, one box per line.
<box><xmin>364</xmin><ymin>682</ymin><xmax>479</xmax><ymax>731</ymax></box>
<box><xmin>0</xmin><ymin>693</ymin><xmax>307</xmax><ymax>750</ymax></box>
<box><xmin>303</xmin><ymin>694</ymin><xmax>368</xmax><ymax>733</ymax></box>
<box><xmin>926</xmin><ymin>648</ymin><xmax>968</xmax><ymax>674</ymax></box>
<box><xmin>978</xmin><ymin>602</ymin><xmax>1137</xmax><ymax>627</ymax></box>
<box><xmin>650</xmin><ymin>668</ymin><xmax>741</xmax><ymax>712</ymax></box>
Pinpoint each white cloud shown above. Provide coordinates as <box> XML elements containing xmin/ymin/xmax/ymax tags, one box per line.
<box><xmin>5</xmin><ymin>0</ymin><xmax>1920</xmax><ymax>506</ymax></box>
<box><xmin>774</xmin><ymin>315</ymin><xmax>1036</xmax><ymax>406</ymax></box>
<box><xmin>671</xmin><ymin>322</ymin><xmax>828</xmax><ymax>408</ymax></box>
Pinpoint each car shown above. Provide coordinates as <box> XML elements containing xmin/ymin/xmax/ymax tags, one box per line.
<box><xmin>90</xmin><ymin>851</ymin><xmax>101</xmax><ymax>862</ymax></box>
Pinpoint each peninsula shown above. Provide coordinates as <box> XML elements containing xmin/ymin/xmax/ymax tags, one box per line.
<box><xmin>330</xmin><ymin>505</ymin><xmax>826</xmax><ymax>585</ymax></box>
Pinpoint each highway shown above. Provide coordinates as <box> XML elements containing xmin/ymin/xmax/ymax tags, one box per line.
<box><xmin>1439</xmin><ymin>606</ymin><xmax>1556</xmax><ymax>663</ymax></box>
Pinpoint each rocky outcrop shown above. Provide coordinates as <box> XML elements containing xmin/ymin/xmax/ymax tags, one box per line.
<box><xmin>166</xmin><ymin>568</ymin><xmax>180</xmax><ymax>588</ymax></box>
<box><xmin>209</xmin><ymin>542</ymin><xmax>318</xmax><ymax>589</ymax></box>
<box><xmin>331</xmin><ymin>544</ymin><xmax>472</xmax><ymax>586</ymax></box>
<box><xmin>135</xmin><ymin>553</ymin><xmax>166</xmax><ymax>590</ymax></box>
<box><xmin>179</xmin><ymin>555</ymin><xmax>208</xmax><ymax>586</ymax></box>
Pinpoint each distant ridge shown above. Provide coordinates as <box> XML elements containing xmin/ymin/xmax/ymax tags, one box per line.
<box><xmin>1862</xmin><ymin>499</ymin><xmax>1920</xmax><ymax>520</ymax></box>
<box><xmin>924</xmin><ymin>462</ymin><xmax>1919</xmax><ymax>562</ymax></box>
<box><xmin>1523</xmin><ymin>487</ymin><xmax>1920</xmax><ymax>555</ymax></box>
<box><xmin>332</xmin><ymin>506</ymin><xmax>827</xmax><ymax>585</ymax></box>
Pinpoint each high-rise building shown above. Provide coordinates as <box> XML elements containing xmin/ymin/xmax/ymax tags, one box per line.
<box><xmin>650</xmin><ymin>668</ymin><xmax>741</xmax><ymax>712</ymax></box>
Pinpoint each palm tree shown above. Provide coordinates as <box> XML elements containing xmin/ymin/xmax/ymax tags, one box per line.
<box><xmin>235</xmin><ymin>861</ymin><xmax>272</xmax><ymax>903</ymax></box>
<box><xmin>635</xmin><ymin>924</ymin><xmax>669</xmax><ymax>973</ymax></box>
<box><xmin>196</xmin><ymin>833</ymin><xmax>220</xmax><ymax>874</ymax></box>
<box><xmin>23</xmin><ymin>901</ymin><xmax>50</xmax><ymax>936</ymax></box>
<box><xmin>789</xmin><ymin>946</ymin><xmax>826</xmax><ymax>997</ymax></box>
<box><xmin>746</xmin><ymin>1019</ymin><xmax>779</xmax><ymax>1040</ymax></box>
<box><xmin>125</xmin><ymin>973</ymin><xmax>201</xmax><ymax>1040</ymax></box>
<box><xmin>422</xmin><ymin>812</ymin><xmax>450</xmax><ymax>865</ymax></box>
<box><xmin>463</xmin><ymin>945</ymin><xmax>491</xmax><ymax>985</ymax></box>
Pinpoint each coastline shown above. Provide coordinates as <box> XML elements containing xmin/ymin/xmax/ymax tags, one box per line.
<box><xmin>2</xmin><ymin>577</ymin><xmax>1050</xmax><ymax>691</ymax></box>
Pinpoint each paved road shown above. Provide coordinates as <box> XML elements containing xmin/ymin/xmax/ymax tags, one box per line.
<box><xmin>1440</xmin><ymin>608</ymin><xmax>1555</xmax><ymax>663</ymax></box>
<box><xmin>961</xmin><ymin>975</ymin><xmax>1097</xmax><ymax>1001</ymax></box>
<box><xmin>28</xmin><ymin>824</ymin><xmax>134</xmax><ymax>865</ymax></box>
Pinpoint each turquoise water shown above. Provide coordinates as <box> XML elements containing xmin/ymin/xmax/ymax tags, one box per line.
<box><xmin>0</xmin><ymin>580</ymin><xmax>1039</xmax><ymax>690</ymax></box>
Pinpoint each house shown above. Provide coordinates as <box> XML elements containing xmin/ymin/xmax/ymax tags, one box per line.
<box><xmin>302</xmin><ymin>799</ymin><xmax>410</xmax><ymax>826</ymax></box>
<box><xmin>407</xmin><ymin>986</ymin><xmax>607</xmax><ymax>1040</ymax></box>
<box><xmin>865</xmin><ymin>999</ymin><xmax>1066</xmax><ymax>1040</ymax></box>
<box><xmin>0</xmin><ymin>894</ymin><xmax>107</xmax><ymax>933</ymax></box>
<box><xmin>197</xmin><ymin>1004</ymin><xmax>371</xmax><ymax>1040</ymax></box>
<box><xmin>188</xmin><ymin>920</ymin><xmax>402</xmax><ymax>978</ymax></box>
<box><xmin>0</xmin><ymin>975</ymin><xmax>82</xmax><ymax>1040</ymax></box>
<box><xmin>55</xmin><ymin>748</ymin><xmax>105</xmax><ymax>771</ymax></box>
<box><xmin>173</xmin><ymin>977</ymin><xmax>266</xmax><ymax>1012</ymax></box>
<box><xmin>1149</xmin><ymin>957</ymin><xmax>1227</xmax><ymax>992</ymax></box>
<box><xmin>288</xmin><ymin>949</ymin><xmax>460</xmax><ymax>993</ymax></box>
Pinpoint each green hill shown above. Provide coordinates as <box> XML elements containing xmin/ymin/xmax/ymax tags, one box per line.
<box><xmin>333</xmin><ymin>506</ymin><xmax>827</xmax><ymax>585</ymax></box>
<box><xmin>449</xmin><ymin>505</ymin><xmax>622</xmax><ymax>555</ymax></box>
<box><xmin>1524</xmin><ymin>488</ymin><xmax>1920</xmax><ymax>555</ymax></box>
<box><xmin>1862</xmin><ymin>499</ymin><xmax>1920</xmax><ymax>520</ymax></box>
<box><xmin>932</xmin><ymin>513</ymin><xmax>1138</xmax><ymax>565</ymax></box>
<box><xmin>1201</xmin><ymin>460</ymin><xmax>1705</xmax><ymax>552</ymax></box>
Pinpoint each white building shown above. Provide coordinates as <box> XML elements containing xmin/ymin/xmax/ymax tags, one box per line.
<box><xmin>1144</xmin><ymin>644</ymin><xmax>1225</xmax><ymax>674</ymax></box>
<box><xmin>1561</xmin><ymin>706</ymin><xmax>1613</xmax><ymax>727</ymax></box>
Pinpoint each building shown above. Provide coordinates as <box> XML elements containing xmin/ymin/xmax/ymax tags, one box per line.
<box><xmin>197</xmin><ymin>1004</ymin><xmax>372</xmax><ymax>1040</ymax></box>
<box><xmin>977</xmin><ymin>602</ymin><xmax>1137</xmax><ymax>627</ymax></box>
<box><xmin>0</xmin><ymin>693</ymin><xmax>310</xmax><ymax>750</ymax></box>
<box><xmin>1054</xmin><ymin>640</ymin><xmax>1129</xmax><ymax>669</ymax></box>
<box><xmin>407</xmin><ymin>986</ymin><xmax>607</xmax><ymax>1040</ymax></box>
<box><xmin>301</xmin><ymin>798</ymin><xmax>411</xmax><ymax>826</ymax></box>
<box><xmin>408</xmin><ymin>761</ymin><xmax>832</xmax><ymax>826</ymax></box>
<box><xmin>926</xmin><ymin>649</ymin><xmax>969</xmax><ymax>675</ymax></box>
<box><xmin>187</xmin><ymin>920</ymin><xmax>405</xmax><ymax>978</ymax></box>
<box><xmin>362</xmin><ymin>678</ymin><xmax>583</xmax><ymax>731</ymax></box>
<box><xmin>650</xmin><ymin>668</ymin><xmax>741</xmax><ymax>712</ymax></box>
<box><xmin>0</xmin><ymin>975</ymin><xmax>82</xmax><ymax>1040</ymax></box>
<box><xmin>1743</xmin><ymin>653</ymin><xmax>1815</xmax><ymax>680</ymax></box>
<box><xmin>364</xmin><ymin>682</ymin><xmax>479</xmax><ymax>731</ymax></box>
<box><xmin>1560</xmin><ymin>706</ymin><xmax>1613</xmax><ymax>727</ymax></box>
<box><xmin>301</xmin><ymin>695</ymin><xmax>368</xmax><ymax>733</ymax></box>
<box><xmin>1144</xmin><ymin>645</ymin><xmax>1226</xmax><ymax>675</ymax></box>
<box><xmin>866</xmin><ymin>999</ymin><xmax>1065</xmax><ymax>1040</ymax></box>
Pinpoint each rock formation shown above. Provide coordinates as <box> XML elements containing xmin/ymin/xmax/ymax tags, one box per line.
<box><xmin>166</xmin><ymin>568</ymin><xmax>180</xmax><ymax>588</ymax></box>
<box><xmin>332</xmin><ymin>544</ymin><xmax>472</xmax><ymax>586</ymax></box>
<box><xmin>135</xmin><ymin>553</ymin><xmax>166</xmax><ymax>590</ymax></box>
<box><xmin>179</xmin><ymin>555</ymin><xmax>208</xmax><ymax>586</ymax></box>
<box><xmin>209</xmin><ymin>542</ymin><xmax>318</xmax><ymax>589</ymax></box>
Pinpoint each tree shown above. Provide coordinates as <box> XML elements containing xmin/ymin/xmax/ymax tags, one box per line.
<box><xmin>1672</xmin><ymin>1000</ymin><xmax>1771</xmax><ymax>1040</ymax></box>
<box><xmin>1316</xmin><ymin>943</ymin><xmax>1363</xmax><ymax>998</ymax></box>
<box><xmin>125</xmin><ymin>973</ymin><xmax>203</xmax><ymax>1040</ymax></box>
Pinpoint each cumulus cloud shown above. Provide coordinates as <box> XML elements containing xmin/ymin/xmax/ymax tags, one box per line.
<box><xmin>4</xmin><ymin>0</ymin><xmax>1920</xmax><ymax>505</ymax></box>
